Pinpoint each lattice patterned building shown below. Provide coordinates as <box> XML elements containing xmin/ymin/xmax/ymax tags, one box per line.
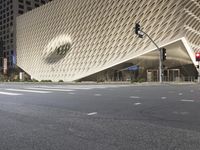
<box><xmin>16</xmin><ymin>0</ymin><xmax>200</xmax><ymax>82</ymax></box>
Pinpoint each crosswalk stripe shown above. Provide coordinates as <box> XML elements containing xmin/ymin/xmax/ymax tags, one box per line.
<box><xmin>33</xmin><ymin>86</ymin><xmax>92</xmax><ymax>90</ymax></box>
<box><xmin>6</xmin><ymin>89</ymin><xmax>52</xmax><ymax>94</ymax></box>
<box><xmin>27</xmin><ymin>88</ymin><xmax>75</xmax><ymax>92</ymax></box>
<box><xmin>0</xmin><ymin>91</ymin><xmax>23</xmax><ymax>96</ymax></box>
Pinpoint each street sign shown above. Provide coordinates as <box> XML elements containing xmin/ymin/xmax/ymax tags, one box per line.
<box><xmin>127</xmin><ymin>65</ymin><xmax>139</xmax><ymax>71</ymax></box>
<box><xmin>12</xmin><ymin>55</ymin><xmax>16</xmax><ymax>65</ymax></box>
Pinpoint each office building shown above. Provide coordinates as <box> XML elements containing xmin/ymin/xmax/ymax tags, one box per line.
<box><xmin>0</xmin><ymin>0</ymin><xmax>52</xmax><ymax>69</ymax></box>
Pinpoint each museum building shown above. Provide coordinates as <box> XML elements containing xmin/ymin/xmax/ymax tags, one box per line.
<box><xmin>16</xmin><ymin>0</ymin><xmax>200</xmax><ymax>82</ymax></box>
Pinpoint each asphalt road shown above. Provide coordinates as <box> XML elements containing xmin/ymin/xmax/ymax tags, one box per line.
<box><xmin>0</xmin><ymin>83</ymin><xmax>200</xmax><ymax>150</ymax></box>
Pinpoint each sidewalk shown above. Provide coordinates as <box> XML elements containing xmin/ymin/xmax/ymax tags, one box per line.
<box><xmin>0</xmin><ymin>81</ymin><xmax>198</xmax><ymax>86</ymax></box>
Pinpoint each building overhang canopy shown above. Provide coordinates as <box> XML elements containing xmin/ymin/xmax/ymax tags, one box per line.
<box><xmin>126</xmin><ymin>37</ymin><xmax>196</xmax><ymax>69</ymax></box>
<box><xmin>76</xmin><ymin>37</ymin><xmax>198</xmax><ymax>81</ymax></box>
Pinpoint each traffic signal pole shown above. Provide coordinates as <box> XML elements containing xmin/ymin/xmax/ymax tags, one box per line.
<box><xmin>196</xmin><ymin>62</ymin><xmax>200</xmax><ymax>83</ymax></box>
<box><xmin>135</xmin><ymin>26</ymin><xmax>163</xmax><ymax>83</ymax></box>
<box><xmin>195</xmin><ymin>53</ymin><xmax>200</xmax><ymax>83</ymax></box>
<box><xmin>141</xmin><ymin>31</ymin><xmax>163</xmax><ymax>83</ymax></box>
<box><xmin>159</xmin><ymin>49</ymin><xmax>163</xmax><ymax>83</ymax></box>
<box><xmin>198</xmin><ymin>61</ymin><xmax>200</xmax><ymax>83</ymax></box>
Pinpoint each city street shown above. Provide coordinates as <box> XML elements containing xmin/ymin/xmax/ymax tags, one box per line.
<box><xmin>0</xmin><ymin>83</ymin><xmax>200</xmax><ymax>150</ymax></box>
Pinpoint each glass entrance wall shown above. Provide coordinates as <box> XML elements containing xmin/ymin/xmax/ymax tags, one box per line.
<box><xmin>147</xmin><ymin>68</ymin><xmax>196</xmax><ymax>82</ymax></box>
<box><xmin>147</xmin><ymin>69</ymin><xmax>181</xmax><ymax>82</ymax></box>
<box><xmin>80</xmin><ymin>63</ymin><xmax>197</xmax><ymax>82</ymax></box>
<box><xmin>168</xmin><ymin>69</ymin><xmax>180</xmax><ymax>82</ymax></box>
<box><xmin>147</xmin><ymin>70</ymin><xmax>159</xmax><ymax>82</ymax></box>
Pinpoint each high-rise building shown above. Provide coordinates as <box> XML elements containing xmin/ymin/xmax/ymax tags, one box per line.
<box><xmin>0</xmin><ymin>0</ymin><xmax>52</xmax><ymax>69</ymax></box>
<box><xmin>17</xmin><ymin>0</ymin><xmax>200</xmax><ymax>82</ymax></box>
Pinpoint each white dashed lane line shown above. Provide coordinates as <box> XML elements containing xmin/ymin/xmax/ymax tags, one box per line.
<box><xmin>68</xmin><ymin>92</ymin><xmax>75</xmax><ymax>95</ymax></box>
<box><xmin>134</xmin><ymin>103</ymin><xmax>141</xmax><ymax>106</ymax></box>
<box><xmin>5</xmin><ymin>89</ymin><xmax>52</xmax><ymax>94</ymax></box>
<box><xmin>161</xmin><ymin>97</ymin><xmax>167</xmax><ymax>100</ymax></box>
<box><xmin>173</xmin><ymin>111</ymin><xmax>189</xmax><ymax>115</ymax></box>
<box><xmin>87</xmin><ymin>112</ymin><xmax>97</xmax><ymax>116</ymax></box>
<box><xmin>94</xmin><ymin>94</ymin><xmax>102</xmax><ymax>96</ymax></box>
<box><xmin>180</xmin><ymin>99</ymin><xmax>195</xmax><ymax>102</ymax></box>
<box><xmin>178</xmin><ymin>93</ymin><xmax>183</xmax><ymax>96</ymax></box>
<box><xmin>129</xmin><ymin>96</ymin><xmax>140</xmax><ymax>99</ymax></box>
<box><xmin>0</xmin><ymin>91</ymin><xmax>23</xmax><ymax>96</ymax></box>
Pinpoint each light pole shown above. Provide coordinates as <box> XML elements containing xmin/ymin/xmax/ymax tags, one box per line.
<box><xmin>134</xmin><ymin>23</ymin><xmax>166</xmax><ymax>83</ymax></box>
<box><xmin>0</xmin><ymin>40</ymin><xmax>4</xmax><ymax>74</ymax></box>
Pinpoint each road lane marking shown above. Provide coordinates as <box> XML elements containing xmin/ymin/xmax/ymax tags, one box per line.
<box><xmin>38</xmin><ymin>87</ymin><xmax>92</xmax><ymax>90</ymax></box>
<box><xmin>134</xmin><ymin>103</ymin><xmax>141</xmax><ymax>106</ymax></box>
<box><xmin>173</xmin><ymin>111</ymin><xmax>189</xmax><ymax>115</ymax></box>
<box><xmin>27</xmin><ymin>88</ymin><xmax>75</xmax><ymax>92</ymax></box>
<box><xmin>130</xmin><ymin>96</ymin><xmax>140</xmax><ymax>99</ymax></box>
<box><xmin>180</xmin><ymin>112</ymin><xmax>189</xmax><ymax>115</ymax></box>
<box><xmin>0</xmin><ymin>91</ymin><xmax>23</xmax><ymax>96</ymax></box>
<box><xmin>94</xmin><ymin>94</ymin><xmax>101</xmax><ymax>96</ymax></box>
<box><xmin>68</xmin><ymin>92</ymin><xmax>75</xmax><ymax>95</ymax></box>
<box><xmin>180</xmin><ymin>99</ymin><xmax>194</xmax><ymax>102</ymax></box>
<box><xmin>97</xmin><ymin>87</ymin><xmax>106</xmax><ymax>89</ymax></box>
<box><xmin>178</xmin><ymin>93</ymin><xmax>183</xmax><ymax>96</ymax></box>
<box><xmin>70</xmin><ymin>88</ymin><xmax>92</xmax><ymax>90</ymax></box>
<box><xmin>87</xmin><ymin>112</ymin><xmax>97</xmax><ymax>116</ymax></box>
<box><xmin>135</xmin><ymin>90</ymin><xmax>141</xmax><ymax>92</ymax></box>
<box><xmin>6</xmin><ymin>89</ymin><xmax>52</xmax><ymax>94</ymax></box>
<box><xmin>68</xmin><ymin>128</ymin><xmax>74</xmax><ymax>132</ymax></box>
<box><xmin>161</xmin><ymin>97</ymin><xmax>167</xmax><ymax>100</ymax></box>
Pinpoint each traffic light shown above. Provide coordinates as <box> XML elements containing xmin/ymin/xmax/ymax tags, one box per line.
<box><xmin>195</xmin><ymin>52</ymin><xmax>200</xmax><ymax>61</ymax></box>
<box><xmin>135</xmin><ymin>23</ymin><xmax>141</xmax><ymax>35</ymax></box>
<box><xmin>161</xmin><ymin>48</ymin><xmax>166</xmax><ymax>61</ymax></box>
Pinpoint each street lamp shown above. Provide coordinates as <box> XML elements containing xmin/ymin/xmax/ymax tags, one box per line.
<box><xmin>134</xmin><ymin>23</ymin><xmax>166</xmax><ymax>83</ymax></box>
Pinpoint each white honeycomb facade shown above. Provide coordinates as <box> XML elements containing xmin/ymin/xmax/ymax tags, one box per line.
<box><xmin>16</xmin><ymin>0</ymin><xmax>200</xmax><ymax>81</ymax></box>
<box><xmin>184</xmin><ymin>0</ymin><xmax>200</xmax><ymax>53</ymax></box>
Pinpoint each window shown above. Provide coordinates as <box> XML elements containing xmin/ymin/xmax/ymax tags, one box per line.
<box><xmin>27</xmin><ymin>7</ymin><xmax>32</xmax><ymax>11</ymax></box>
<box><xmin>18</xmin><ymin>10</ymin><xmax>24</xmax><ymax>14</ymax></box>
<box><xmin>19</xmin><ymin>4</ymin><xmax>24</xmax><ymax>9</ymax></box>
<box><xmin>35</xmin><ymin>4</ymin><xmax>39</xmax><ymax>7</ymax></box>
<box><xmin>26</xmin><ymin>1</ymin><xmax>31</xmax><ymax>5</ymax></box>
<box><xmin>41</xmin><ymin>0</ymin><xmax>45</xmax><ymax>4</ymax></box>
<box><xmin>3</xmin><ymin>52</ymin><xmax>6</xmax><ymax>57</ymax></box>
